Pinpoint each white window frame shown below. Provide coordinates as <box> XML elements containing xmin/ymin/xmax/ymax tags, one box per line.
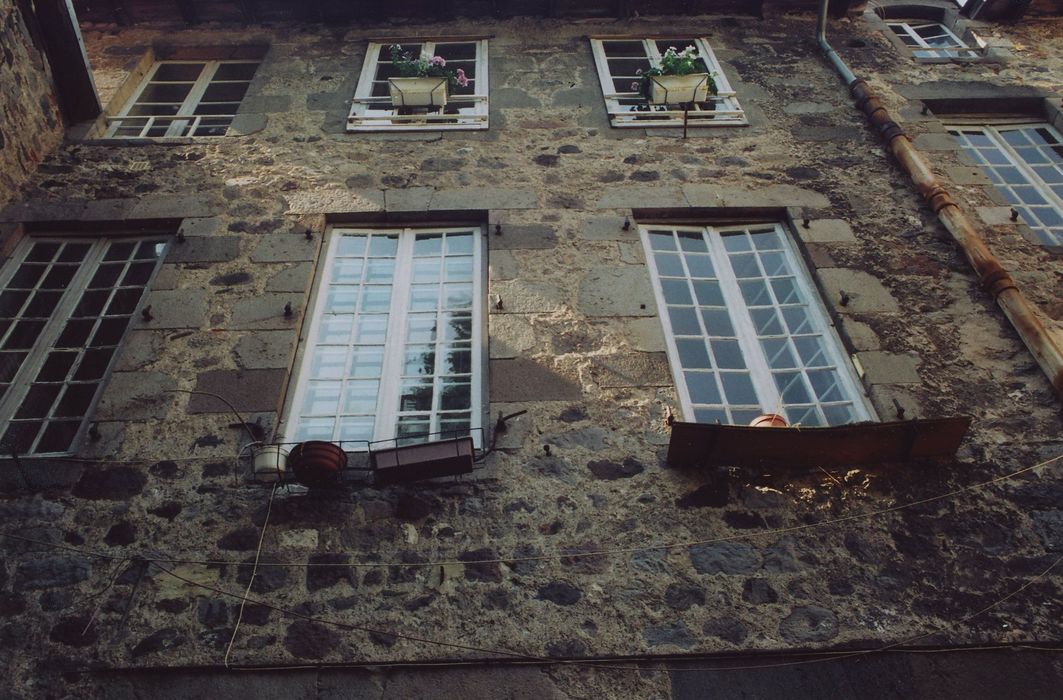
<box><xmin>885</xmin><ymin>21</ymin><xmax>980</xmax><ymax>60</ymax></box>
<box><xmin>948</xmin><ymin>122</ymin><xmax>1063</xmax><ymax>247</ymax></box>
<box><xmin>589</xmin><ymin>37</ymin><xmax>745</xmax><ymax>128</ymax></box>
<box><xmin>347</xmin><ymin>40</ymin><xmax>490</xmax><ymax>131</ymax></box>
<box><xmin>641</xmin><ymin>223</ymin><xmax>872</xmax><ymax>427</ymax></box>
<box><xmin>280</xmin><ymin>226</ymin><xmax>487</xmax><ymax>451</ymax></box>
<box><xmin>105</xmin><ymin>60</ymin><xmax>260</xmax><ymax>139</ymax></box>
<box><xmin>0</xmin><ymin>235</ymin><xmax>168</xmax><ymax>455</ymax></box>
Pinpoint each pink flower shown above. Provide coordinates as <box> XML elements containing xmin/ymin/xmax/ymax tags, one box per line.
<box><xmin>429</xmin><ymin>55</ymin><xmax>446</xmax><ymax>67</ymax></box>
<box><xmin>455</xmin><ymin>68</ymin><xmax>469</xmax><ymax>87</ymax></box>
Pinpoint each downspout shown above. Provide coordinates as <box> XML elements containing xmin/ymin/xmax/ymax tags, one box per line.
<box><xmin>815</xmin><ymin>0</ymin><xmax>1063</xmax><ymax>400</ymax></box>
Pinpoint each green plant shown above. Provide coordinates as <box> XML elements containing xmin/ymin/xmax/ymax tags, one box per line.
<box><xmin>633</xmin><ymin>45</ymin><xmax>717</xmax><ymax>99</ymax></box>
<box><xmin>389</xmin><ymin>44</ymin><xmax>470</xmax><ymax>89</ymax></box>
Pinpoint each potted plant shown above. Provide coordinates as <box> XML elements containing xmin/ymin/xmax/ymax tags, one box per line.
<box><xmin>387</xmin><ymin>44</ymin><xmax>471</xmax><ymax>108</ymax></box>
<box><xmin>634</xmin><ymin>45</ymin><xmax>717</xmax><ymax>106</ymax></box>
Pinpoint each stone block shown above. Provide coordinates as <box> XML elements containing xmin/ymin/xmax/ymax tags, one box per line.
<box><xmin>488</xmin><ymin>249</ymin><xmax>519</xmax><ymax>281</ymax></box>
<box><xmin>487</xmin><ymin>402</ymin><xmax>534</xmax><ymax>450</ymax></box>
<box><xmin>913</xmin><ymin>133</ymin><xmax>962</xmax><ymax>151</ymax></box>
<box><xmin>489</xmin><ymin>315</ymin><xmax>536</xmax><ymax>359</ymax></box>
<box><xmin>491</xmin><ymin>224</ymin><xmax>557</xmax><ymax>250</ymax></box>
<box><xmin>266</xmin><ymin>262</ymin><xmax>313</xmax><ymax>293</ymax></box>
<box><xmin>151</xmin><ymin>265</ymin><xmax>178</xmax><ymax>290</ymax></box>
<box><xmin>138</xmin><ymin>289</ymin><xmax>209</xmax><ymax>330</ymax></box>
<box><xmin>239</xmin><ymin>94</ymin><xmax>292</xmax><ymax>113</ymax></box>
<box><xmin>596</xmin><ymin>186</ymin><xmax>687</xmax><ymax>209</ymax></box>
<box><xmin>187</xmin><ymin>369</ymin><xmax>288</xmax><ymax>413</ymax></box>
<box><xmin>81</xmin><ymin>198</ymin><xmax>136</xmax><ymax>220</ymax></box>
<box><xmin>113</xmin><ymin>331</ymin><xmax>166</xmax><ymax>371</ymax></box>
<box><xmin>589</xmin><ymin>352</ymin><xmax>672</xmax><ymax>388</ymax></box>
<box><xmin>234</xmin><ymin>331</ymin><xmax>298</xmax><ymax>370</ymax></box>
<box><xmin>719</xmin><ymin>184</ymin><xmax>832</xmax><ymax>210</ymax></box>
<box><xmin>430</xmin><ymin>187</ymin><xmax>538</xmax><ymax>211</ymax></box>
<box><xmin>95</xmin><ymin>371</ymin><xmax>176</xmax><ymax>420</ymax></box>
<box><xmin>491</xmin><ymin>279</ymin><xmax>566</xmax><ymax>313</ymax></box>
<box><xmin>164</xmin><ymin>236</ymin><xmax>242</xmax><ymax>264</ymax></box>
<box><xmin>0</xmin><ymin>199</ymin><xmax>86</xmax><ymax>222</ymax></box>
<box><xmin>577</xmin><ymin>267</ymin><xmax>655</xmax><ymax>317</ymax></box>
<box><xmin>129</xmin><ymin>194</ymin><xmax>222</xmax><ymax>219</ymax></box>
<box><xmin>230</xmin><ymin>293</ymin><xmax>304</xmax><ymax>330</ymax></box>
<box><xmin>493</xmin><ymin>87</ymin><xmax>541</xmax><ymax>109</ymax></box>
<box><xmin>384</xmin><ymin>187</ymin><xmax>434</xmax><ymax>212</ymax></box>
<box><xmin>285</xmin><ymin>189</ymin><xmax>384</xmax><ymax>214</ymax></box>
<box><xmin>815</xmin><ymin>268</ymin><xmax>900</xmax><ymax>314</ymax></box>
<box><xmin>228</xmin><ymin>113</ymin><xmax>267</xmax><ymax>136</ymax></box>
<box><xmin>977</xmin><ymin>206</ymin><xmax>1021</xmax><ymax>226</ymax></box>
<box><xmin>856</xmin><ymin>351</ymin><xmax>922</xmax><ymax>385</ymax></box>
<box><xmin>792</xmin><ymin>125</ymin><xmax>863</xmax><ymax>142</ymax></box>
<box><xmin>945</xmin><ymin>166</ymin><xmax>991</xmax><ymax>185</ymax></box>
<box><xmin>868</xmin><ymin>385</ymin><xmax>921</xmax><ymax>421</ymax></box>
<box><xmin>251</xmin><ymin>234</ymin><xmax>318</xmax><ymax>263</ymax></box>
<box><xmin>177</xmin><ymin>217</ymin><xmax>227</xmax><ymax>237</ymax></box>
<box><xmin>782</xmin><ymin>101</ymin><xmax>834</xmax><ymax>115</ymax></box>
<box><xmin>795</xmin><ymin>219</ymin><xmax>857</xmax><ymax>244</ymax></box>
<box><xmin>682</xmin><ymin>184</ymin><xmax>725</xmax><ymax>207</ymax></box>
<box><xmin>489</xmin><ymin>358</ymin><xmax>581</xmax><ymax>402</ymax></box>
<box><xmin>620</xmin><ymin>317</ymin><xmax>667</xmax><ymax>352</ymax></box>
<box><xmin>579</xmin><ymin>216</ymin><xmax>639</xmax><ymax>241</ymax></box>
<box><xmin>838</xmin><ymin>317</ymin><xmax>881</xmax><ymax>352</ymax></box>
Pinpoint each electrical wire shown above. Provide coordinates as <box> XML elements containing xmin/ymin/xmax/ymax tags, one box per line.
<box><xmin>5</xmin><ymin>450</ymin><xmax>1055</xmax><ymax>572</ymax></box>
<box><xmin>224</xmin><ymin>482</ymin><xmax>277</xmax><ymax>668</ymax></box>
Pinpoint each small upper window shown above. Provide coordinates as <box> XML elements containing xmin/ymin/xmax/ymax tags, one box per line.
<box><xmin>0</xmin><ymin>236</ymin><xmax>167</xmax><ymax>454</ymax></box>
<box><xmin>642</xmin><ymin>223</ymin><xmax>869</xmax><ymax>428</ymax></box>
<box><xmin>347</xmin><ymin>41</ymin><xmax>489</xmax><ymax>131</ymax></box>
<box><xmin>107</xmin><ymin>61</ymin><xmax>260</xmax><ymax>138</ymax></box>
<box><xmin>886</xmin><ymin>21</ymin><xmax>979</xmax><ymax>59</ymax></box>
<box><xmin>589</xmin><ymin>38</ymin><xmax>745</xmax><ymax>128</ymax></box>
<box><xmin>950</xmin><ymin>123</ymin><xmax>1063</xmax><ymax>247</ymax></box>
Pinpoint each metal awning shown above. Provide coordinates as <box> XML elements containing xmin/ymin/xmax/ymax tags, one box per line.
<box><xmin>667</xmin><ymin>417</ymin><xmax>972</xmax><ymax>470</ymax></box>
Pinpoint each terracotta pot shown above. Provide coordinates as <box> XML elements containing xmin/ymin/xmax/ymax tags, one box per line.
<box><xmin>748</xmin><ymin>413</ymin><xmax>788</xmax><ymax>428</ymax></box>
<box><xmin>289</xmin><ymin>441</ymin><xmax>347</xmax><ymax>486</ymax></box>
<box><xmin>252</xmin><ymin>444</ymin><xmax>289</xmax><ymax>483</ymax></box>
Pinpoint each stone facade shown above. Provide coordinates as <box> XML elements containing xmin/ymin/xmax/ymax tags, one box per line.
<box><xmin>0</xmin><ymin>0</ymin><xmax>64</xmax><ymax>208</ymax></box>
<box><xmin>0</xmin><ymin>4</ymin><xmax>1061</xmax><ymax>697</ymax></box>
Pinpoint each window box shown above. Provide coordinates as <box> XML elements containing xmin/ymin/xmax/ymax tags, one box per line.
<box><xmin>388</xmin><ymin>77</ymin><xmax>448</xmax><ymax>108</ymax></box>
<box><xmin>648</xmin><ymin>73</ymin><xmax>712</xmax><ymax>105</ymax></box>
<box><xmin>590</xmin><ymin>38</ymin><xmax>744</xmax><ymax>128</ymax></box>
<box><xmin>372</xmin><ymin>435</ymin><xmax>475</xmax><ymax>486</ymax></box>
<box><xmin>348</xmin><ymin>40</ymin><xmax>489</xmax><ymax>131</ymax></box>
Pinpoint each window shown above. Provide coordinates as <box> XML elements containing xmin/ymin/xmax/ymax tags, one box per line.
<box><xmin>347</xmin><ymin>41</ymin><xmax>489</xmax><ymax>131</ymax></box>
<box><xmin>107</xmin><ymin>61</ymin><xmax>260</xmax><ymax>138</ymax></box>
<box><xmin>0</xmin><ymin>236</ymin><xmax>167</xmax><ymax>454</ymax></box>
<box><xmin>589</xmin><ymin>38</ymin><xmax>745</xmax><ymax>128</ymax></box>
<box><xmin>886</xmin><ymin>21</ymin><xmax>979</xmax><ymax>59</ymax></box>
<box><xmin>284</xmin><ymin>227</ymin><xmax>485</xmax><ymax>449</ymax></box>
<box><xmin>950</xmin><ymin>124</ymin><xmax>1063</xmax><ymax>247</ymax></box>
<box><xmin>641</xmin><ymin>223</ymin><xmax>870</xmax><ymax>428</ymax></box>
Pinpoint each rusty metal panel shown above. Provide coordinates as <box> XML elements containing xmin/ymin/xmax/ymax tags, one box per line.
<box><xmin>667</xmin><ymin>417</ymin><xmax>971</xmax><ymax>470</ymax></box>
<box><xmin>372</xmin><ymin>436</ymin><xmax>475</xmax><ymax>486</ymax></box>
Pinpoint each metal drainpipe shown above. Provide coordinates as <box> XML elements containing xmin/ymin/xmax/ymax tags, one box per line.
<box><xmin>815</xmin><ymin>0</ymin><xmax>1063</xmax><ymax>400</ymax></box>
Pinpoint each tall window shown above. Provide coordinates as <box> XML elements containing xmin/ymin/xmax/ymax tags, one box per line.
<box><xmin>950</xmin><ymin>124</ymin><xmax>1063</xmax><ymax>247</ymax></box>
<box><xmin>642</xmin><ymin>223</ymin><xmax>869</xmax><ymax>428</ymax></box>
<box><xmin>347</xmin><ymin>41</ymin><xmax>489</xmax><ymax>131</ymax></box>
<box><xmin>107</xmin><ymin>61</ymin><xmax>260</xmax><ymax>138</ymax></box>
<box><xmin>589</xmin><ymin>38</ymin><xmax>745</xmax><ymax>128</ymax></box>
<box><xmin>284</xmin><ymin>228</ymin><xmax>485</xmax><ymax>449</ymax></box>
<box><xmin>0</xmin><ymin>236</ymin><xmax>167</xmax><ymax>454</ymax></box>
<box><xmin>886</xmin><ymin>22</ymin><xmax>978</xmax><ymax>59</ymax></box>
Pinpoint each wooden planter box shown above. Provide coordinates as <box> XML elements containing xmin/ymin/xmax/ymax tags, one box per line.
<box><xmin>372</xmin><ymin>436</ymin><xmax>474</xmax><ymax>486</ymax></box>
<box><xmin>389</xmin><ymin>77</ymin><xmax>448</xmax><ymax>107</ymax></box>
<box><xmin>648</xmin><ymin>73</ymin><xmax>711</xmax><ymax>104</ymax></box>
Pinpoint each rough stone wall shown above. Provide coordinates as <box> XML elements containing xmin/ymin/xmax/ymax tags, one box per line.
<box><xmin>0</xmin><ymin>0</ymin><xmax>64</xmax><ymax>207</ymax></box>
<box><xmin>0</xmin><ymin>10</ymin><xmax>1060</xmax><ymax>698</ymax></box>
